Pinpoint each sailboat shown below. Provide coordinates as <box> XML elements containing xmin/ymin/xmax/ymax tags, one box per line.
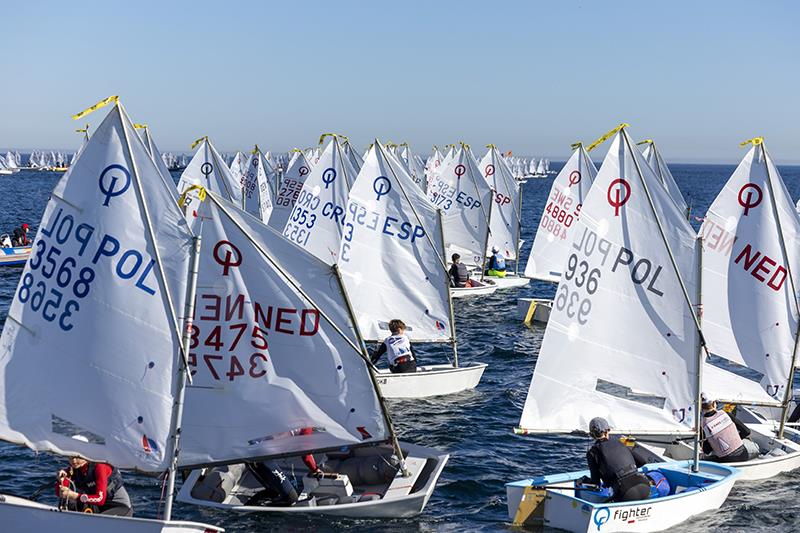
<box><xmin>518</xmin><ymin>142</ymin><xmax>598</xmax><ymax>323</ymax></box>
<box><xmin>428</xmin><ymin>144</ymin><xmax>497</xmax><ymax>298</ymax></box>
<box><xmin>634</xmin><ymin>138</ymin><xmax>800</xmax><ymax>480</ymax></box>
<box><xmin>506</xmin><ymin>126</ymin><xmax>740</xmax><ymax>531</ymax></box>
<box><xmin>338</xmin><ymin>140</ymin><xmax>487</xmax><ymax>398</ymax></box>
<box><xmin>534</xmin><ymin>158</ymin><xmax>547</xmax><ymax>178</ymax></box>
<box><xmin>397</xmin><ymin>142</ymin><xmax>427</xmax><ymax>193</ymax></box>
<box><xmin>0</xmin><ymin>100</ymin><xmax>222</xmax><ymax>531</ymax></box>
<box><xmin>478</xmin><ymin>145</ymin><xmax>529</xmax><ymax>289</ymax></box>
<box><xmin>173</xmin><ymin>188</ymin><xmax>449</xmax><ymax>516</ymax></box>
<box><xmin>268</xmin><ymin>149</ymin><xmax>313</xmax><ymax>231</ymax></box>
<box><xmin>228</xmin><ymin>151</ymin><xmax>248</xmax><ymax>184</ymax></box>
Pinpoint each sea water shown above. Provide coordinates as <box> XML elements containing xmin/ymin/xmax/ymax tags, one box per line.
<box><xmin>1</xmin><ymin>163</ymin><xmax>799</xmax><ymax>532</ymax></box>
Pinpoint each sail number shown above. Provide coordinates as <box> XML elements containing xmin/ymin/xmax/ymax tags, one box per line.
<box><xmin>188</xmin><ymin>323</ymin><xmax>269</xmax><ymax>381</ymax></box>
<box><xmin>540</xmin><ymin>202</ymin><xmax>581</xmax><ymax>240</ymax></box>
<box><xmin>276</xmin><ymin>178</ymin><xmax>303</xmax><ymax>207</ymax></box>
<box><xmin>554</xmin><ymin>253</ymin><xmax>600</xmax><ymax>324</ymax></box>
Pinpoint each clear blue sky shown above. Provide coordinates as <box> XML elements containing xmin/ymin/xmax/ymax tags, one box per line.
<box><xmin>1</xmin><ymin>1</ymin><xmax>798</xmax><ymax>162</ymax></box>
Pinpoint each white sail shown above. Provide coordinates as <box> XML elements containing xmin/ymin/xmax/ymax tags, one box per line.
<box><xmin>177</xmin><ymin>138</ymin><xmax>243</xmax><ymax>208</ymax></box>
<box><xmin>699</xmin><ymin>143</ymin><xmax>800</xmax><ymax>401</ymax></box>
<box><xmin>342</xmin><ymin>140</ymin><xmax>363</xmax><ymax>172</ymax></box>
<box><xmin>283</xmin><ymin>137</ymin><xmax>356</xmax><ymax>265</ymax></box>
<box><xmin>269</xmin><ymin>151</ymin><xmax>313</xmax><ymax>230</ymax></box>
<box><xmin>178</xmin><ymin>193</ymin><xmax>388</xmax><ymax>467</ymax></box>
<box><xmin>5</xmin><ymin>151</ymin><xmax>18</xmax><ymax>169</ymax></box>
<box><xmin>641</xmin><ymin>141</ymin><xmax>689</xmax><ymax>217</ymax></box>
<box><xmin>535</xmin><ymin>159</ymin><xmax>546</xmax><ymax>175</ymax></box>
<box><xmin>396</xmin><ymin>144</ymin><xmax>427</xmax><ymax>193</ymax></box>
<box><xmin>429</xmin><ymin>146</ymin><xmax>493</xmax><ymax>266</ymax></box>
<box><xmin>519</xmin><ymin>129</ymin><xmax>699</xmax><ymax>435</ymax></box>
<box><xmin>241</xmin><ymin>150</ymin><xmax>274</xmax><ymax>224</ymax></box>
<box><xmin>139</xmin><ymin>126</ymin><xmax>179</xmax><ymax>200</ymax></box>
<box><xmin>479</xmin><ymin>146</ymin><xmax>522</xmax><ymax>259</ymax></box>
<box><xmin>229</xmin><ymin>151</ymin><xmax>248</xmax><ymax>182</ymax></box>
<box><xmin>524</xmin><ymin>145</ymin><xmax>598</xmax><ymax>281</ymax></box>
<box><xmin>425</xmin><ymin>147</ymin><xmax>445</xmax><ymax>187</ymax></box>
<box><xmin>338</xmin><ymin>142</ymin><xmax>452</xmax><ymax>343</ymax></box>
<box><xmin>0</xmin><ymin>104</ymin><xmax>189</xmax><ymax>470</ymax></box>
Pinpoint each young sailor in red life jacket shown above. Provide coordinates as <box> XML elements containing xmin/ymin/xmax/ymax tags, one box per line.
<box><xmin>55</xmin><ymin>435</ymin><xmax>133</xmax><ymax>516</ymax></box>
<box><xmin>370</xmin><ymin>319</ymin><xmax>417</xmax><ymax>374</ymax></box>
<box><xmin>700</xmin><ymin>393</ymin><xmax>760</xmax><ymax>463</ymax></box>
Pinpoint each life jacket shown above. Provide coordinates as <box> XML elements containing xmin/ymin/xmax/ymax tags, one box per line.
<box><xmin>491</xmin><ymin>253</ymin><xmax>506</xmax><ymax>271</ymax></box>
<box><xmin>702</xmin><ymin>410</ymin><xmax>743</xmax><ymax>458</ymax></box>
<box><xmin>593</xmin><ymin>439</ymin><xmax>639</xmax><ymax>488</ymax></box>
<box><xmin>383</xmin><ymin>334</ymin><xmax>414</xmax><ymax>366</ymax></box>
<box><xmin>71</xmin><ymin>462</ymin><xmax>128</xmax><ymax>509</ymax></box>
<box><xmin>452</xmin><ymin>263</ymin><xmax>469</xmax><ymax>286</ymax></box>
<box><xmin>646</xmin><ymin>470</ymin><xmax>670</xmax><ymax>498</ymax></box>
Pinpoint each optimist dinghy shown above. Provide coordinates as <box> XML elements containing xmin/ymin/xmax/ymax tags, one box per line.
<box><xmin>629</xmin><ymin>139</ymin><xmax>800</xmax><ymax>482</ymax></box>
<box><xmin>507</xmin><ymin>461</ymin><xmax>739</xmax><ymax>532</ymax></box>
<box><xmin>339</xmin><ymin>140</ymin><xmax>487</xmax><ymax>398</ymax></box>
<box><xmin>0</xmin><ymin>244</ymin><xmax>31</xmax><ymax>266</ymax></box>
<box><xmin>0</xmin><ymin>99</ymin><xmax>222</xmax><ymax>532</ymax></box>
<box><xmin>508</xmin><ymin>126</ymin><xmax>740</xmax><ymax>531</ymax></box>
<box><xmin>178</xmin><ymin>442</ymin><xmax>448</xmax><ymax>518</ymax></box>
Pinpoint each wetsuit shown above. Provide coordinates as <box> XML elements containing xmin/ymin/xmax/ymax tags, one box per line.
<box><xmin>586</xmin><ymin>439</ymin><xmax>650</xmax><ymax>502</ymax></box>
<box><xmin>57</xmin><ymin>462</ymin><xmax>132</xmax><ymax>516</ymax></box>
<box><xmin>449</xmin><ymin>262</ymin><xmax>469</xmax><ymax>288</ymax></box>
<box><xmin>370</xmin><ymin>335</ymin><xmax>417</xmax><ymax>373</ymax></box>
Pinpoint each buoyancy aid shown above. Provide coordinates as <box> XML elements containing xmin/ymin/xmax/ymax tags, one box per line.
<box><xmin>702</xmin><ymin>410</ymin><xmax>743</xmax><ymax>458</ymax></box>
<box><xmin>454</xmin><ymin>263</ymin><xmax>469</xmax><ymax>285</ymax></box>
<box><xmin>595</xmin><ymin>439</ymin><xmax>640</xmax><ymax>488</ymax></box>
<box><xmin>383</xmin><ymin>334</ymin><xmax>414</xmax><ymax>366</ymax></box>
<box><xmin>71</xmin><ymin>462</ymin><xmax>130</xmax><ymax>509</ymax></box>
<box><xmin>490</xmin><ymin>253</ymin><xmax>506</xmax><ymax>271</ymax></box>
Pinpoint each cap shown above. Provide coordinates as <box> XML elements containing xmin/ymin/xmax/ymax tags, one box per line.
<box><xmin>21</xmin><ymin>223</ymin><xmax>29</xmax><ymax>229</ymax></box>
<box><xmin>71</xmin><ymin>434</ymin><xmax>89</xmax><ymax>443</ymax></box>
<box><xmin>701</xmin><ymin>393</ymin><xmax>714</xmax><ymax>407</ymax></box>
<box><xmin>492</xmin><ymin>246</ymin><xmax>500</xmax><ymax>253</ymax></box>
<box><xmin>589</xmin><ymin>417</ymin><xmax>611</xmax><ymax>438</ymax></box>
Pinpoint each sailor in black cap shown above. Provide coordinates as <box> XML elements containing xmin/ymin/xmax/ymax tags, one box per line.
<box><xmin>583</xmin><ymin>417</ymin><xmax>651</xmax><ymax>502</ymax></box>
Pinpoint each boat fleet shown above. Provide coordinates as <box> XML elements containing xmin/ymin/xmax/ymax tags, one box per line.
<box><xmin>0</xmin><ymin>98</ymin><xmax>798</xmax><ymax>532</ymax></box>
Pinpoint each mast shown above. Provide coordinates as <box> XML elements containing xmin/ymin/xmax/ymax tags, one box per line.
<box><xmin>163</xmin><ymin>234</ymin><xmax>203</xmax><ymax>520</ymax></box>
<box><xmin>332</xmin><ymin>265</ymin><xmax>409</xmax><ymax>476</ymax></box>
<box><xmin>621</xmin><ymin>130</ymin><xmax>709</xmax><ymax>463</ymax></box>
<box><xmin>757</xmin><ymin>141</ymin><xmax>800</xmax><ymax>439</ymax></box>
<box><xmin>692</xmin><ymin>236</ymin><xmax>704</xmax><ymax>472</ymax></box>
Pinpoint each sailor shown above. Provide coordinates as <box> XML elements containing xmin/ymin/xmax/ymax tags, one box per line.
<box><xmin>582</xmin><ymin>417</ymin><xmax>651</xmax><ymax>502</ymax></box>
<box><xmin>10</xmin><ymin>223</ymin><xmax>30</xmax><ymax>246</ymax></box>
<box><xmin>448</xmin><ymin>253</ymin><xmax>470</xmax><ymax>288</ymax></box>
<box><xmin>700</xmin><ymin>393</ymin><xmax>760</xmax><ymax>463</ymax></box>
<box><xmin>485</xmin><ymin>246</ymin><xmax>507</xmax><ymax>278</ymax></box>
<box><xmin>55</xmin><ymin>436</ymin><xmax>133</xmax><ymax>516</ymax></box>
<box><xmin>370</xmin><ymin>319</ymin><xmax>417</xmax><ymax>374</ymax></box>
<box><xmin>246</xmin><ymin>428</ymin><xmax>321</xmax><ymax>506</ymax></box>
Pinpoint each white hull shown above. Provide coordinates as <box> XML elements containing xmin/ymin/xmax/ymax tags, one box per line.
<box><xmin>0</xmin><ymin>494</ymin><xmax>222</xmax><ymax>533</ymax></box>
<box><xmin>506</xmin><ymin>461</ymin><xmax>739</xmax><ymax>532</ymax></box>
<box><xmin>450</xmin><ymin>283</ymin><xmax>497</xmax><ymax>298</ymax></box>
<box><xmin>516</xmin><ymin>297</ymin><xmax>552</xmax><ymax>324</ymax></box>
<box><xmin>177</xmin><ymin>442</ymin><xmax>448</xmax><ymax>518</ymax></box>
<box><xmin>637</xmin><ymin>412</ymin><xmax>800</xmax><ymax>481</ymax></box>
<box><xmin>376</xmin><ymin>362</ymin><xmax>487</xmax><ymax>398</ymax></box>
<box><xmin>483</xmin><ymin>275</ymin><xmax>529</xmax><ymax>289</ymax></box>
